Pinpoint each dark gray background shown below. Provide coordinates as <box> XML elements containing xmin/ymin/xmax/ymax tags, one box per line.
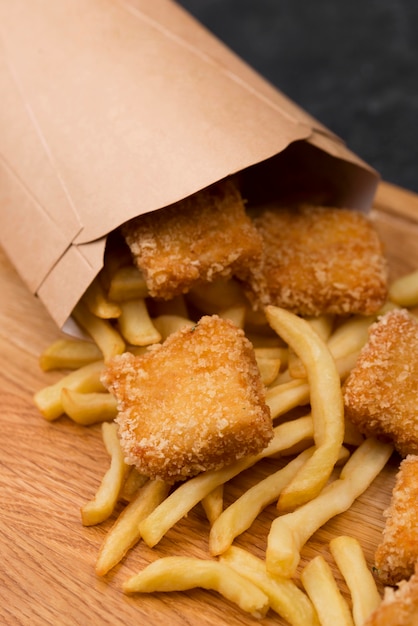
<box><xmin>177</xmin><ymin>0</ymin><xmax>418</xmax><ymax>193</ymax></box>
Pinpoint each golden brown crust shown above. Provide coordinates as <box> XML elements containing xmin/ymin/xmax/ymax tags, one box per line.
<box><xmin>364</xmin><ymin>563</ymin><xmax>418</xmax><ymax>626</ymax></box>
<box><xmin>374</xmin><ymin>455</ymin><xmax>418</xmax><ymax>586</ymax></box>
<box><xmin>102</xmin><ymin>315</ymin><xmax>273</xmax><ymax>483</ymax></box>
<box><xmin>121</xmin><ymin>178</ymin><xmax>262</xmax><ymax>300</ymax></box>
<box><xmin>343</xmin><ymin>309</ymin><xmax>418</xmax><ymax>457</ymax></box>
<box><xmin>245</xmin><ymin>204</ymin><xmax>388</xmax><ymax>316</ymax></box>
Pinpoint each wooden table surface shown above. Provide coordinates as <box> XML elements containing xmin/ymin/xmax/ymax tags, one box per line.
<box><xmin>1</xmin><ymin>181</ymin><xmax>418</xmax><ymax>626</ymax></box>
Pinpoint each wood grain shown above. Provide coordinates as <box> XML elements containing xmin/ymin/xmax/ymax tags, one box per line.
<box><xmin>1</xmin><ymin>181</ymin><xmax>417</xmax><ymax>626</ymax></box>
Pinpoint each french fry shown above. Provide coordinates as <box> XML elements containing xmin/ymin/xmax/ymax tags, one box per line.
<box><xmin>301</xmin><ymin>556</ymin><xmax>354</xmax><ymax>626</ymax></box>
<box><xmin>39</xmin><ymin>338</ymin><xmax>102</xmax><ymax>371</ymax></box>
<box><xmin>256</xmin><ymin>355</ymin><xmax>281</xmax><ymax>386</ymax></box>
<box><xmin>388</xmin><ymin>268</ymin><xmax>418</xmax><ymax>307</ymax></box>
<box><xmin>60</xmin><ymin>389</ymin><xmax>117</xmax><ymax>425</ymax></box>
<box><xmin>119</xmin><ymin>467</ymin><xmax>149</xmax><ymax>503</ymax></box>
<box><xmin>209</xmin><ymin>448</ymin><xmax>316</xmax><ymax>556</ymax></box>
<box><xmin>139</xmin><ymin>415</ymin><xmax>315</xmax><ymax>548</ymax></box>
<box><xmin>107</xmin><ymin>265</ymin><xmax>149</xmax><ymax>302</ymax></box>
<box><xmin>266</xmin><ymin>438</ymin><xmax>393</xmax><ymax>578</ymax></box>
<box><xmin>81</xmin><ymin>422</ymin><xmax>129</xmax><ymax>526</ymax></box>
<box><xmin>254</xmin><ymin>346</ymin><xmax>289</xmax><ymax>363</ymax></box>
<box><xmin>266</xmin><ymin>378</ymin><xmax>310</xmax><ymax>419</ymax></box>
<box><xmin>117</xmin><ymin>298</ymin><xmax>161</xmax><ymax>346</ymax></box>
<box><xmin>201</xmin><ymin>485</ymin><xmax>224</xmax><ymax>526</ymax></box>
<box><xmin>218</xmin><ymin>305</ymin><xmax>246</xmax><ymax>329</ymax></box>
<box><xmin>123</xmin><ymin>556</ymin><xmax>270</xmax><ymax>619</ymax></box>
<box><xmin>209</xmin><ymin>445</ymin><xmax>350</xmax><ymax>557</ymax></box>
<box><xmin>82</xmin><ymin>275</ymin><xmax>122</xmax><ymax>319</ymax></box>
<box><xmin>326</xmin><ymin>314</ymin><xmax>376</xmax><ymax>361</ymax></box>
<box><xmin>330</xmin><ymin>536</ymin><xmax>381</xmax><ymax>626</ymax></box>
<box><xmin>152</xmin><ymin>314</ymin><xmax>195</xmax><ymax>340</ymax></box>
<box><xmin>186</xmin><ymin>277</ymin><xmax>247</xmax><ymax>314</ymax></box>
<box><xmin>220</xmin><ymin>547</ymin><xmax>320</xmax><ymax>626</ymax></box>
<box><xmin>288</xmin><ymin>314</ymin><xmax>334</xmax><ymax>378</ymax></box>
<box><xmin>95</xmin><ymin>479</ymin><xmax>169</xmax><ymax>576</ymax></box>
<box><xmin>34</xmin><ymin>360</ymin><xmax>105</xmax><ymax>421</ymax></box>
<box><xmin>72</xmin><ymin>301</ymin><xmax>125</xmax><ymax>360</ymax></box>
<box><xmin>265</xmin><ymin>305</ymin><xmax>345</xmax><ymax>511</ymax></box>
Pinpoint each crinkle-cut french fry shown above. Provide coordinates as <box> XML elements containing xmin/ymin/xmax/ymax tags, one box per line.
<box><xmin>220</xmin><ymin>547</ymin><xmax>320</xmax><ymax>626</ymax></box>
<box><xmin>201</xmin><ymin>484</ymin><xmax>224</xmax><ymax>526</ymax></box>
<box><xmin>95</xmin><ymin>479</ymin><xmax>169</xmax><ymax>576</ymax></box>
<box><xmin>210</xmin><ymin>445</ymin><xmax>349</xmax><ymax>557</ymax></box>
<box><xmin>34</xmin><ymin>360</ymin><xmax>105</xmax><ymax>421</ymax></box>
<box><xmin>72</xmin><ymin>301</ymin><xmax>125</xmax><ymax>361</ymax></box>
<box><xmin>209</xmin><ymin>448</ymin><xmax>315</xmax><ymax>556</ymax></box>
<box><xmin>123</xmin><ymin>556</ymin><xmax>270</xmax><ymax>619</ymax></box>
<box><xmin>81</xmin><ymin>422</ymin><xmax>129</xmax><ymax>526</ymax></box>
<box><xmin>107</xmin><ymin>265</ymin><xmax>149</xmax><ymax>302</ymax></box>
<box><xmin>139</xmin><ymin>415</ymin><xmax>315</xmax><ymax>548</ymax></box>
<box><xmin>266</xmin><ymin>438</ymin><xmax>394</xmax><ymax>578</ymax></box>
<box><xmin>117</xmin><ymin>298</ymin><xmax>161</xmax><ymax>346</ymax></box>
<box><xmin>266</xmin><ymin>378</ymin><xmax>310</xmax><ymax>419</ymax></box>
<box><xmin>218</xmin><ymin>305</ymin><xmax>246</xmax><ymax>329</ymax></box>
<box><xmin>39</xmin><ymin>338</ymin><xmax>103</xmax><ymax>371</ymax></box>
<box><xmin>256</xmin><ymin>356</ymin><xmax>281</xmax><ymax>386</ymax></box>
<box><xmin>119</xmin><ymin>467</ymin><xmax>149</xmax><ymax>503</ymax></box>
<box><xmin>301</xmin><ymin>556</ymin><xmax>355</xmax><ymax>626</ymax></box>
<box><xmin>289</xmin><ymin>314</ymin><xmax>334</xmax><ymax>379</ymax></box>
<box><xmin>266</xmin><ymin>306</ymin><xmax>345</xmax><ymax>511</ymax></box>
<box><xmin>83</xmin><ymin>276</ymin><xmax>122</xmax><ymax>319</ymax></box>
<box><xmin>389</xmin><ymin>268</ymin><xmax>418</xmax><ymax>307</ymax></box>
<box><xmin>330</xmin><ymin>536</ymin><xmax>381</xmax><ymax>626</ymax></box>
<box><xmin>60</xmin><ymin>389</ymin><xmax>117</xmax><ymax>425</ymax></box>
<box><xmin>152</xmin><ymin>315</ymin><xmax>195</xmax><ymax>340</ymax></box>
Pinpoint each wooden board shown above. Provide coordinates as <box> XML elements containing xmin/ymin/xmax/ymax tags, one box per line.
<box><xmin>1</xmin><ymin>180</ymin><xmax>417</xmax><ymax>626</ymax></box>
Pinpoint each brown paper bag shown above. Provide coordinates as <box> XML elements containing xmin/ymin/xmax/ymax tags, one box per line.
<box><xmin>0</xmin><ymin>0</ymin><xmax>378</xmax><ymax>328</ymax></box>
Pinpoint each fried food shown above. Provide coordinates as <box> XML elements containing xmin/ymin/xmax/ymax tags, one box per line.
<box><xmin>364</xmin><ymin>563</ymin><xmax>418</xmax><ymax>626</ymax></box>
<box><xmin>121</xmin><ymin>178</ymin><xmax>262</xmax><ymax>300</ymax></box>
<box><xmin>245</xmin><ymin>204</ymin><xmax>388</xmax><ymax>316</ymax></box>
<box><xmin>374</xmin><ymin>455</ymin><xmax>418</xmax><ymax>586</ymax></box>
<box><xmin>102</xmin><ymin>315</ymin><xmax>273</xmax><ymax>483</ymax></box>
<box><xmin>344</xmin><ymin>309</ymin><xmax>418</xmax><ymax>457</ymax></box>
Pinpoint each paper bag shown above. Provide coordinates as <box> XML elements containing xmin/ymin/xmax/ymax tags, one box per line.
<box><xmin>0</xmin><ymin>0</ymin><xmax>378</xmax><ymax>328</ymax></box>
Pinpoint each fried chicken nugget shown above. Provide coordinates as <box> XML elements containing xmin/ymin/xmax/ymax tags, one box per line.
<box><xmin>121</xmin><ymin>178</ymin><xmax>262</xmax><ymax>300</ymax></box>
<box><xmin>246</xmin><ymin>204</ymin><xmax>388</xmax><ymax>316</ymax></box>
<box><xmin>364</xmin><ymin>563</ymin><xmax>418</xmax><ymax>626</ymax></box>
<box><xmin>102</xmin><ymin>315</ymin><xmax>273</xmax><ymax>483</ymax></box>
<box><xmin>344</xmin><ymin>309</ymin><xmax>418</xmax><ymax>457</ymax></box>
<box><xmin>374</xmin><ymin>455</ymin><xmax>418</xmax><ymax>586</ymax></box>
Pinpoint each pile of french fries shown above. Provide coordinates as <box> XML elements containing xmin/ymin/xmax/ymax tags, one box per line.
<box><xmin>34</xmin><ymin>257</ymin><xmax>418</xmax><ymax>626</ymax></box>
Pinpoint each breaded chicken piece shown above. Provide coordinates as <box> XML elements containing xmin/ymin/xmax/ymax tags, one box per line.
<box><xmin>374</xmin><ymin>455</ymin><xmax>418</xmax><ymax>586</ymax></box>
<box><xmin>102</xmin><ymin>315</ymin><xmax>273</xmax><ymax>483</ymax></box>
<box><xmin>121</xmin><ymin>178</ymin><xmax>262</xmax><ymax>300</ymax></box>
<box><xmin>245</xmin><ymin>204</ymin><xmax>388</xmax><ymax>316</ymax></box>
<box><xmin>344</xmin><ymin>309</ymin><xmax>418</xmax><ymax>457</ymax></box>
<box><xmin>364</xmin><ymin>563</ymin><xmax>418</xmax><ymax>626</ymax></box>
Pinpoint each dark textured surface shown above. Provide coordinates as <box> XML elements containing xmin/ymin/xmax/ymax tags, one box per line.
<box><xmin>177</xmin><ymin>0</ymin><xmax>418</xmax><ymax>192</ymax></box>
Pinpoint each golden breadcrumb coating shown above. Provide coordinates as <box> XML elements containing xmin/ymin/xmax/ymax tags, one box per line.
<box><xmin>364</xmin><ymin>563</ymin><xmax>418</xmax><ymax>626</ymax></box>
<box><xmin>245</xmin><ymin>203</ymin><xmax>388</xmax><ymax>316</ymax></box>
<box><xmin>102</xmin><ymin>315</ymin><xmax>273</xmax><ymax>483</ymax></box>
<box><xmin>374</xmin><ymin>455</ymin><xmax>418</xmax><ymax>586</ymax></box>
<box><xmin>121</xmin><ymin>178</ymin><xmax>262</xmax><ymax>300</ymax></box>
<box><xmin>344</xmin><ymin>309</ymin><xmax>418</xmax><ymax>457</ymax></box>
